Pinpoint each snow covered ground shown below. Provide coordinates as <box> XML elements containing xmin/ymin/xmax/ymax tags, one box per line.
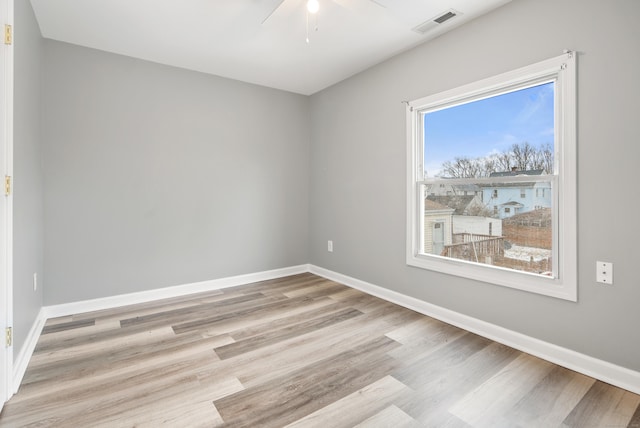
<box><xmin>504</xmin><ymin>245</ymin><xmax>551</xmax><ymax>262</ymax></box>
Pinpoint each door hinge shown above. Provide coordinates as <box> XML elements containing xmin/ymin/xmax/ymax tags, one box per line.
<box><xmin>4</xmin><ymin>24</ymin><xmax>12</xmax><ymax>45</ymax></box>
<box><xmin>4</xmin><ymin>175</ymin><xmax>11</xmax><ymax>196</ymax></box>
<box><xmin>5</xmin><ymin>327</ymin><xmax>11</xmax><ymax>347</ymax></box>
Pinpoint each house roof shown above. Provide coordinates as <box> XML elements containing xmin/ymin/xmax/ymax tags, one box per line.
<box><xmin>426</xmin><ymin>195</ymin><xmax>476</xmax><ymax>215</ymax></box>
<box><xmin>424</xmin><ymin>199</ymin><xmax>455</xmax><ymax>213</ymax></box>
<box><xmin>489</xmin><ymin>169</ymin><xmax>544</xmax><ymax>177</ymax></box>
<box><xmin>481</xmin><ymin>169</ymin><xmax>547</xmax><ymax>188</ymax></box>
<box><xmin>500</xmin><ymin>201</ymin><xmax>524</xmax><ymax>207</ymax></box>
<box><xmin>434</xmin><ymin>181</ymin><xmax>481</xmax><ymax>191</ymax></box>
<box><xmin>454</xmin><ymin>184</ymin><xmax>482</xmax><ymax>192</ymax></box>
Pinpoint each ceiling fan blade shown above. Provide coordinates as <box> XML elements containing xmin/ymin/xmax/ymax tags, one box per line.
<box><xmin>365</xmin><ymin>0</ymin><xmax>386</xmax><ymax>8</ymax></box>
<box><xmin>332</xmin><ymin>0</ymin><xmax>392</xmax><ymax>25</ymax></box>
<box><xmin>261</xmin><ymin>0</ymin><xmax>287</xmax><ymax>24</ymax></box>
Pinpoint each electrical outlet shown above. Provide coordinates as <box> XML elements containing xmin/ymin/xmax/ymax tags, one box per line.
<box><xmin>327</xmin><ymin>240</ymin><xmax>333</xmax><ymax>252</ymax></box>
<box><xmin>596</xmin><ymin>261</ymin><xmax>613</xmax><ymax>285</ymax></box>
<box><xmin>33</xmin><ymin>273</ymin><xmax>38</xmax><ymax>291</ymax></box>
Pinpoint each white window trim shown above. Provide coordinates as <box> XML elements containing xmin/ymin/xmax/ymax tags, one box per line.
<box><xmin>406</xmin><ymin>52</ymin><xmax>577</xmax><ymax>301</ymax></box>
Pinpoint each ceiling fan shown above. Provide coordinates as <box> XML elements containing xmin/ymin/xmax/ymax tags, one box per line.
<box><xmin>260</xmin><ymin>0</ymin><xmax>385</xmax><ymax>25</ymax></box>
<box><xmin>259</xmin><ymin>0</ymin><xmax>389</xmax><ymax>44</ymax></box>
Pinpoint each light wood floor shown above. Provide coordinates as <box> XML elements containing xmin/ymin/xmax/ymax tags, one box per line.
<box><xmin>1</xmin><ymin>273</ymin><xmax>639</xmax><ymax>427</ymax></box>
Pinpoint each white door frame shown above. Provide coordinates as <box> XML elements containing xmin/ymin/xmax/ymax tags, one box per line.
<box><xmin>0</xmin><ymin>0</ymin><xmax>14</xmax><ymax>412</ymax></box>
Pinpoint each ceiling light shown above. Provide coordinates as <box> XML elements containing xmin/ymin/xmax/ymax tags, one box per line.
<box><xmin>307</xmin><ymin>0</ymin><xmax>319</xmax><ymax>14</ymax></box>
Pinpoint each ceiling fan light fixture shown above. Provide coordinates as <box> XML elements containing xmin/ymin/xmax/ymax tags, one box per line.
<box><xmin>307</xmin><ymin>0</ymin><xmax>319</xmax><ymax>14</ymax></box>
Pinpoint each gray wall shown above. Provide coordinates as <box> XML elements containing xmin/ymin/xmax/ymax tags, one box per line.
<box><xmin>13</xmin><ymin>0</ymin><xmax>44</xmax><ymax>356</ymax></box>
<box><xmin>309</xmin><ymin>0</ymin><xmax>640</xmax><ymax>371</ymax></box>
<box><xmin>42</xmin><ymin>41</ymin><xmax>310</xmax><ymax>304</ymax></box>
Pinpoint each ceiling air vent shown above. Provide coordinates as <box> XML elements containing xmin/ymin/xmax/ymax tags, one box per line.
<box><xmin>412</xmin><ymin>9</ymin><xmax>461</xmax><ymax>35</ymax></box>
<box><xmin>434</xmin><ymin>11</ymin><xmax>457</xmax><ymax>24</ymax></box>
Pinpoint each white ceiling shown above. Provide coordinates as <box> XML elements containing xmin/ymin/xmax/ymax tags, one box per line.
<box><xmin>30</xmin><ymin>0</ymin><xmax>512</xmax><ymax>95</ymax></box>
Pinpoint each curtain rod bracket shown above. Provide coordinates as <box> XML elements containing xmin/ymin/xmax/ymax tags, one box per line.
<box><xmin>401</xmin><ymin>100</ymin><xmax>413</xmax><ymax>112</ymax></box>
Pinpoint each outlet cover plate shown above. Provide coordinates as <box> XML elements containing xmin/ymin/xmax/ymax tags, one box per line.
<box><xmin>596</xmin><ymin>261</ymin><xmax>613</xmax><ymax>285</ymax></box>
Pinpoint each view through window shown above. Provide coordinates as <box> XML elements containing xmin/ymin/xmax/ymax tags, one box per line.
<box><xmin>422</xmin><ymin>82</ymin><xmax>555</xmax><ymax>277</ymax></box>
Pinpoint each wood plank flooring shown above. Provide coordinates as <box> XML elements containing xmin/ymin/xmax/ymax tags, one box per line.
<box><xmin>1</xmin><ymin>273</ymin><xmax>639</xmax><ymax>427</ymax></box>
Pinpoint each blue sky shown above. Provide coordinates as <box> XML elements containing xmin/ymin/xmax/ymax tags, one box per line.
<box><xmin>423</xmin><ymin>82</ymin><xmax>554</xmax><ymax>177</ymax></box>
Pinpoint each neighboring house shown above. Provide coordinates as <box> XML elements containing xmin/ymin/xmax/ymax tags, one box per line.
<box><xmin>426</xmin><ymin>194</ymin><xmax>486</xmax><ymax>216</ymax></box>
<box><xmin>426</xmin><ymin>182</ymin><xmax>483</xmax><ymax>198</ymax></box>
<box><xmin>424</xmin><ymin>196</ymin><xmax>502</xmax><ymax>257</ymax></box>
<box><xmin>423</xmin><ymin>199</ymin><xmax>455</xmax><ymax>255</ymax></box>
<box><xmin>482</xmin><ymin>169</ymin><xmax>552</xmax><ymax>219</ymax></box>
<box><xmin>453</xmin><ymin>215</ymin><xmax>502</xmax><ymax>237</ymax></box>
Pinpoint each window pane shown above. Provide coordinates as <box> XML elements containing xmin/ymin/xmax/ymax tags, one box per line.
<box><xmin>421</xmin><ymin>82</ymin><xmax>556</xmax><ymax>278</ymax></box>
<box><xmin>422</xmin><ymin>181</ymin><xmax>554</xmax><ymax>276</ymax></box>
<box><xmin>423</xmin><ymin>82</ymin><xmax>555</xmax><ymax>179</ymax></box>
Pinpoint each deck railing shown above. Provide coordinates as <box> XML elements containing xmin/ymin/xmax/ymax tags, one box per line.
<box><xmin>442</xmin><ymin>234</ymin><xmax>504</xmax><ymax>261</ymax></box>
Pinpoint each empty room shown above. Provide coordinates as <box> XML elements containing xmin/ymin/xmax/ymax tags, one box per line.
<box><xmin>1</xmin><ymin>0</ymin><xmax>639</xmax><ymax>426</ymax></box>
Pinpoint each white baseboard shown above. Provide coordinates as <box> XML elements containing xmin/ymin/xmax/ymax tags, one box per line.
<box><xmin>44</xmin><ymin>264</ymin><xmax>310</xmax><ymax>319</ymax></box>
<box><xmin>309</xmin><ymin>264</ymin><xmax>640</xmax><ymax>395</ymax></box>
<box><xmin>12</xmin><ymin>307</ymin><xmax>47</xmax><ymax>394</ymax></box>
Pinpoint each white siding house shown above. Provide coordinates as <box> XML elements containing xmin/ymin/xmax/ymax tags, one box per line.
<box><xmin>453</xmin><ymin>216</ymin><xmax>502</xmax><ymax>237</ymax></box>
<box><xmin>424</xmin><ymin>199</ymin><xmax>454</xmax><ymax>255</ymax></box>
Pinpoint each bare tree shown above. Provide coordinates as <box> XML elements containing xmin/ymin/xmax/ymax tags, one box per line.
<box><xmin>529</xmin><ymin>143</ymin><xmax>554</xmax><ymax>174</ymax></box>
<box><xmin>494</xmin><ymin>152</ymin><xmax>512</xmax><ymax>172</ymax></box>
<box><xmin>541</xmin><ymin>143</ymin><xmax>554</xmax><ymax>174</ymax></box>
<box><xmin>531</xmin><ymin>148</ymin><xmax>545</xmax><ymax>171</ymax></box>
<box><xmin>511</xmin><ymin>142</ymin><xmax>536</xmax><ymax>171</ymax></box>
<box><xmin>441</xmin><ymin>156</ymin><xmax>482</xmax><ymax>178</ymax></box>
<box><xmin>481</xmin><ymin>157</ymin><xmax>496</xmax><ymax>178</ymax></box>
<box><xmin>439</xmin><ymin>142</ymin><xmax>554</xmax><ymax>178</ymax></box>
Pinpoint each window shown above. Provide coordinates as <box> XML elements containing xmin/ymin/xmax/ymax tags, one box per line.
<box><xmin>406</xmin><ymin>52</ymin><xmax>577</xmax><ymax>301</ymax></box>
